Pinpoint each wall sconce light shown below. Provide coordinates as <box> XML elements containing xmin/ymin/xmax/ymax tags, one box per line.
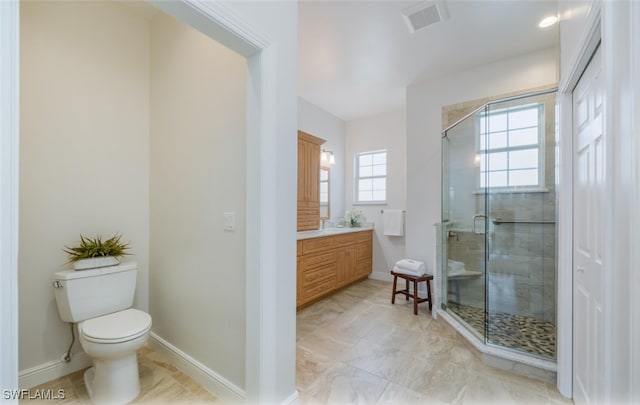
<box><xmin>321</xmin><ymin>149</ymin><xmax>336</xmax><ymax>165</ymax></box>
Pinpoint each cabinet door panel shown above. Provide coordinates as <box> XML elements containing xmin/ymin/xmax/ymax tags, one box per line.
<box><xmin>356</xmin><ymin>259</ymin><xmax>372</xmax><ymax>279</ymax></box>
<box><xmin>301</xmin><ymin>263</ymin><xmax>336</xmax><ymax>287</ymax></box>
<box><xmin>304</xmin><ymin>276</ymin><xmax>337</xmax><ymax>302</ymax></box>
<box><xmin>302</xmin><ymin>236</ymin><xmax>336</xmax><ymax>255</ymax></box>
<box><xmin>357</xmin><ymin>243</ymin><xmax>372</xmax><ymax>261</ymax></box>
<box><xmin>337</xmin><ymin>245</ymin><xmax>356</xmax><ymax>287</ymax></box>
<box><xmin>307</xmin><ymin>142</ymin><xmax>321</xmax><ymax>203</ymax></box>
<box><xmin>301</xmin><ymin>250</ymin><xmax>336</xmax><ymax>270</ymax></box>
<box><xmin>335</xmin><ymin>233</ymin><xmax>357</xmax><ymax>247</ymax></box>
<box><xmin>357</xmin><ymin>231</ymin><xmax>372</xmax><ymax>243</ymax></box>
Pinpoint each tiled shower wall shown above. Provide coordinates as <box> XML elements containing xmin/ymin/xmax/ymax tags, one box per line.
<box><xmin>444</xmin><ymin>92</ymin><xmax>557</xmax><ymax>324</ymax></box>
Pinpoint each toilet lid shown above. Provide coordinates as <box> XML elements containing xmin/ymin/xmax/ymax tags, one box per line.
<box><xmin>81</xmin><ymin>308</ymin><xmax>151</xmax><ymax>342</ymax></box>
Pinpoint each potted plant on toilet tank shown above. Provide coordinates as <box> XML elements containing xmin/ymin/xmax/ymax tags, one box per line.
<box><xmin>63</xmin><ymin>233</ymin><xmax>131</xmax><ymax>270</ymax></box>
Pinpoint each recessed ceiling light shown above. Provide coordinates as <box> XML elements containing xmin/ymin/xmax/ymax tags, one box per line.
<box><xmin>539</xmin><ymin>15</ymin><xmax>558</xmax><ymax>28</ymax></box>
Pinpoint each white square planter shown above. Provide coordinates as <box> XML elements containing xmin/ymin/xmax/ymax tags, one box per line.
<box><xmin>73</xmin><ymin>256</ymin><xmax>119</xmax><ymax>271</ymax></box>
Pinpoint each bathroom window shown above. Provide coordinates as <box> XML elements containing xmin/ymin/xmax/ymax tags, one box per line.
<box><xmin>354</xmin><ymin>150</ymin><xmax>387</xmax><ymax>204</ymax></box>
<box><xmin>477</xmin><ymin>103</ymin><xmax>545</xmax><ymax>189</ymax></box>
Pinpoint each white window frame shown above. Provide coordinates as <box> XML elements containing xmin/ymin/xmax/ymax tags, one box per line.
<box><xmin>354</xmin><ymin>150</ymin><xmax>387</xmax><ymax>204</ymax></box>
<box><xmin>476</xmin><ymin>102</ymin><xmax>546</xmax><ymax>192</ymax></box>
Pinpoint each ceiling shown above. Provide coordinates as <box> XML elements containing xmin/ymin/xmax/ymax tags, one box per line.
<box><xmin>298</xmin><ymin>0</ymin><xmax>559</xmax><ymax>121</ymax></box>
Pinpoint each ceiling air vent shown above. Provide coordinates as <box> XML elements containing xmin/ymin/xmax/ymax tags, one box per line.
<box><xmin>402</xmin><ymin>1</ymin><xmax>449</xmax><ymax>33</ymax></box>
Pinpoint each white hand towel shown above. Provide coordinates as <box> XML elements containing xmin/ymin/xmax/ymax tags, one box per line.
<box><xmin>383</xmin><ymin>209</ymin><xmax>404</xmax><ymax>236</ymax></box>
<box><xmin>395</xmin><ymin>258</ymin><xmax>426</xmax><ymax>273</ymax></box>
<box><xmin>393</xmin><ymin>265</ymin><xmax>426</xmax><ymax>277</ymax></box>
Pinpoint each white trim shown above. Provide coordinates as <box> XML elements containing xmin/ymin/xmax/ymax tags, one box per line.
<box><xmin>249</xmin><ymin>44</ymin><xmax>280</xmax><ymax>403</ymax></box>
<box><xmin>558</xmin><ymin>2</ymin><xmax>602</xmax><ymax>94</ymax></box>
<box><xmin>632</xmin><ymin>3</ymin><xmax>640</xmax><ymax>401</ymax></box>
<box><xmin>354</xmin><ymin>150</ymin><xmax>388</xmax><ymax>205</ymax></box>
<box><xmin>149</xmin><ymin>333</ymin><xmax>245</xmax><ymax>403</ymax></box>
<box><xmin>556</xmin><ymin>2</ymin><xmax>601</xmax><ymax>399</ymax></box>
<box><xmin>0</xmin><ymin>0</ymin><xmax>20</xmax><ymax>398</ymax></box>
<box><xmin>475</xmin><ymin>102</ymin><xmax>547</xmax><ymax>190</ymax></box>
<box><xmin>279</xmin><ymin>390</ymin><xmax>299</xmax><ymax>405</ymax></box>
<box><xmin>146</xmin><ymin>0</ymin><xmax>269</xmax><ymax>57</ymax></box>
<box><xmin>602</xmin><ymin>1</ymin><xmax>640</xmax><ymax>401</ymax></box>
<box><xmin>18</xmin><ymin>353</ymin><xmax>91</xmax><ymax>390</ymax></box>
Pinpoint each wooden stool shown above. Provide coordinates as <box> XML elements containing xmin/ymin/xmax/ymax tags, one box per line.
<box><xmin>390</xmin><ymin>271</ymin><xmax>433</xmax><ymax>315</ymax></box>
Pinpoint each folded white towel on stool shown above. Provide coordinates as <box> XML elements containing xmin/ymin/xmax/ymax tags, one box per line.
<box><xmin>395</xmin><ymin>259</ymin><xmax>426</xmax><ymax>274</ymax></box>
<box><xmin>392</xmin><ymin>265</ymin><xmax>426</xmax><ymax>277</ymax></box>
<box><xmin>393</xmin><ymin>258</ymin><xmax>428</xmax><ymax>276</ymax></box>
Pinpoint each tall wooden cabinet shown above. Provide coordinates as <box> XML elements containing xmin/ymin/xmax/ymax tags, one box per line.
<box><xmin>297</xmin><ymin>131</ymin><xmax>325</xmax><ymax>231</ymax></box>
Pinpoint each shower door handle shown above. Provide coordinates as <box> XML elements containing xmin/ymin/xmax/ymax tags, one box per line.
<box><xmin>472</xmin><ymin>214</ymin><xmax>487</xmax><ymax>234</ymax></box>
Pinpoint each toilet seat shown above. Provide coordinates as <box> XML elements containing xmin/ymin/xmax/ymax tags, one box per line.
<box><xmin>80</xmin><ymin>308</ymin><xmax>151</xmax><ymax>344</ymax></box>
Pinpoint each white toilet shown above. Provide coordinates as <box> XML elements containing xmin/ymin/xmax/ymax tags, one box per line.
<box><xmin>53</xmin><ymin>262</ymin><xmax>152</xmax><ymax>405</ymax></box>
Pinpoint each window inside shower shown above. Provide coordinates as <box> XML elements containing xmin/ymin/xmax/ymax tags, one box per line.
<box><xmin>477</xmin><ymin>102</ymin><xmax>545</xmax><ymax>190</ymax></box>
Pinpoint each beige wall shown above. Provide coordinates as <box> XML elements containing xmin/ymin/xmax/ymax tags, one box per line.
<box><xmin>345</xmin><ymin>109</ymin><xmax>407</xmax><ymax>279</ymax></box>
<box><xmin>19</xmin><ymin>1</ymin><xmax>150</xmax><ymax>370</ymax></box>
<box><xmin>20</xmin><ymin>1</ymin><xmax>248</xmax><ymax>391</ymax></box>
<box><xmin>149</xmin><ymin>12</ymin><xmax>247</xmax><ymax>389</ymax></box>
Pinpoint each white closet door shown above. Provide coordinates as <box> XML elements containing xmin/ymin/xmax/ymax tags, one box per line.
<box><xmin>573</xmin><ymin>46</ymin><xmax>604</xmax><ymax>405</ymax></box>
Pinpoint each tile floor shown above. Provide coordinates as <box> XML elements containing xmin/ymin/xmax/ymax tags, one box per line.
<box><xmin>23</xmin><ymin>347</ymin><xmax>221</xmax><ymax>404</ymax></box>
<box><xmin>296</xmin><ymin>279</ymin><xmax>572</xmax><ymax>404</ymax></box>
<box><xmin>28</xmin><ymin>278</ymin><xmax>573</xmax><ymax>404</ymax></box>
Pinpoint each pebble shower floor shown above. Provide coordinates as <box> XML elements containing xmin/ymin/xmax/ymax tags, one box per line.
<box><xmin>448</xmin><ymin>302</ymin><xmax>556</xmax><ymax>359</ymax></box>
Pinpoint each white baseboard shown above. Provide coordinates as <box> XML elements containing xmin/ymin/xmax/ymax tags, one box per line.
<box><xmin>369</xmin><ymin>271</ymin><xmax>394</xmax><ymax>282</ymax></box>
<box><xmin>19</xmin><ymin>351</ymin><xmax>91</xmax><ymax>389</ymax></box>
<box><xmin>149</xmin><ymin>332</ymin><xmax>245</xmax><ymax>403</ymax></box>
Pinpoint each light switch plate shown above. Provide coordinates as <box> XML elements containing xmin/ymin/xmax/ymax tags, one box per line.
<box><xmin>223</xmin><ymin>212</ymin><xmax>235</xmax><ymax>231</ymax></box>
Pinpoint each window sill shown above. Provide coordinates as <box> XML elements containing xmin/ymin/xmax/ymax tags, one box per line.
<box><xmin>472</xmin><ymin>187</ymin><xmax>550</xmax><ymax>195</ymax></box>
<box><xmin>353</xmin><ymin>201</ymin><xmax>387</xmax><ymax>206</ymax></box>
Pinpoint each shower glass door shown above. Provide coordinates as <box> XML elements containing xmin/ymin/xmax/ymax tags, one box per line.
<box><xmin>441</xmin><ymin>107</ymin><xmax>487</xmax><ymax>340</ymax></box>
<box><xmin>484</xmin><ymin>92</ymin><xmax>557</xmax><ymax>359</ymax></box>
<box><xmin>442</xmin><ymin>89</ymin><xmax>557</xmax><ymax>361</ymax></box>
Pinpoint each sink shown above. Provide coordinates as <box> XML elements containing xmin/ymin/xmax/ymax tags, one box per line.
<box><xmin>322</xmin><ymin>227</ymin><xmax>349</xmax><ymax>233</ymax></box>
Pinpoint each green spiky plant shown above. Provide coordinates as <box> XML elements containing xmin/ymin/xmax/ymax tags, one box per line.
<box><xmin>63</xmin><ymin>234</ymin><xmax>131</xmax><ymax>263</ymax></box>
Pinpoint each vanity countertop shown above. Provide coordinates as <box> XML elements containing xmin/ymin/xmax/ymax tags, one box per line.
<box><xmin>296</xmin><ymin>225</ymin><xmax>374</xmax><ymax>240</ymax></box>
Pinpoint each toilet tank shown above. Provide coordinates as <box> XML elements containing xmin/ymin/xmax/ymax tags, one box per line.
<box><xmin>53</xmin><ymin>262</ymin><xmax>138</xmax><ymax>323</ymax></box>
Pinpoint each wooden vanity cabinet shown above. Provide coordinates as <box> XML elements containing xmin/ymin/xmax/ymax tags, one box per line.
<box><xmin>335</xmin><ymin>233</ymin><xmax>357</xmax><ymax>288</ymax></box>
<box><xmin>356</xmin><ymin>230</ymin><xmax>373</xmax><ymax>278</ymax></box>
<box><xmin>297</xmin><ymin>230</ymin><xmax>373</xmax><ymax>309</ymax></box>
<box><xmin>297</xmin><ymin>131</ymin><xmax>325</xmax><ymax>231</ymax></box>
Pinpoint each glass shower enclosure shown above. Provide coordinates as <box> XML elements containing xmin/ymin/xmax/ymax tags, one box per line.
<box><xmin>441</xmin><ymin>90</ymin><xmax>557</xmax><ymax>360</ymax></box>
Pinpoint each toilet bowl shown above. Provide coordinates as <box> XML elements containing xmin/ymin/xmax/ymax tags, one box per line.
<box><xmin>78</xmin><ymin>309</ymin><xmax>152</xmax><ymax>405</ymax></box>
<box><xmin>52</xmin><ymin>263</ymin><xmax>152</xmax><ymax>405</ymax></box>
